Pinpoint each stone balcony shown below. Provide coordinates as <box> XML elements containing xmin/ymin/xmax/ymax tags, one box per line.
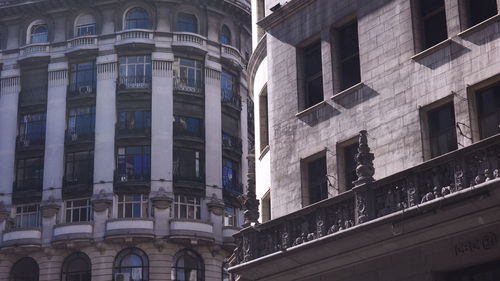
<box><xmin>222</xmin><ymin>226</ymin><xmax>240</xmax><ymax>244</ymax></box>
<box><xmin>172</xmin><ymin>32</ymin><xmax>207</xmax><ymax>54</ymax></box>
<box><xmin>66</xmin><ymin>35</ymin><xmax>98</xmax><ymax>55</ymax></box>
<box><xmin>18</xmin><ymin>43</ymin><xmax>50</xmax><ymax>61</ymax></box>
<box><xmin>105</xmin><ymin>218</ymin><xmax>154</xmax><ymax>241</ymax></box>
<box><xmin>52</xmin><ymin>222</ymin><xmax>93</xmax><ymax>244</ymax></box>
<box><xmin>229</xmin><ymin>134</ymin><xmax>500</xmax><ymax>280</ymax></box>
<box><xmin>221</xmin><ymin>44</ymin><xmax>243</xmax><ymax>67</ymax></box>
<box><xmin>169</xmin><ymin>219</ymin><xmax>214</xmax><ymax>243</ymax></box>
<box><xmin>1</xmin><ymin>228</ymin><xmax>42</xmax><ymax>248</ymax></box>
<box><xmin>115</xmin><ymin>29</ymin><xmax>155</xmax><ymax>49</ymax></box>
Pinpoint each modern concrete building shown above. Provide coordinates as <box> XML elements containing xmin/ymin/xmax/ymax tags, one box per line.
<box><xmin>233</xmin><ymin>0</ymin><xmax>500</xmax><ymax>280</ymax></box>
<box><xmin>0</xmin><ymin>0</ymin><xmax>252</xmax><ymax>280</ymax></box>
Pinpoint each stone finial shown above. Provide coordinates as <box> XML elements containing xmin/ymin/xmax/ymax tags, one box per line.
<box><xmin>354</xmin><ymin>130</ymin><xmax>375</xmax><ymax>186</ymax></box>
<box><xmin>240</xmin><ymin>155</ymin><xmax>259</xmax><ymax>227</ymax></box>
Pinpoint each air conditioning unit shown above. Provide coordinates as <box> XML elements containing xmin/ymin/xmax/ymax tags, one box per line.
<box><xmin>120</xmin><ymin>175</ymin><xmax>128</xmax><ymax>182</ymax></box>
<box><xmin>71</xmin><ymin>133</ymin><xmax>78</xmax><ymax>141</ymax></box>
<box><xmin>79</xmin><ymin>86</ymin><xmax>92</xmax><ymax>94</ymax></box>
<box><xmin>22</xmin><ymin>139</ymin><xmax>30</xmax><ymax>147</ymax></box>
<box><xmin>115</xmin><ymin>273</ymin><xmax>130</xmax><ymax>281</ymax></box>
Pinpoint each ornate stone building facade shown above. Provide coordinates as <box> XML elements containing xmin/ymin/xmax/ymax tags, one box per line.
<box><xmin>235</xmin><ymin>0</ymin><xmax>500</xmax><ymax>280</ymax></box>
<box><xmin>0</xmin><ymin>0</ymin><xmax>251</xmax><ymax>280</ymax></box>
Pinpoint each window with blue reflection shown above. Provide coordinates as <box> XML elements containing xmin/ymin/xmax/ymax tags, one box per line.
<box><xmin>223</xmin><ymin>158</ymin><xmax>239</xmax><ymax>192</ymax></box>
<box><xmin>68</xmin><ymin>106</ymin><xmax>95</xmax><ymax>138</ymax></box>
<box><xmin>118</xmin><ymin>111</ymin><xmax>151</xmax><ymax>133</ymax></box>
<box><xmin>30</xmin><ymin>24</ymin><xmax>48</xmax><ymax>43</ymax></box>
<box><xmin>176</xmin><ymin>13</ymin><xmax>198</xmax><ymax>33</ymax></box>
<box><xmin>221</xmin><ymin>71</ymin><xmax>235</xmax><ymax>100</ymax></box>
<box><xmin>19</xmin><ymin>112</ymin><xmax>46</xmax><ymax>145</ymax></box>
<box><xmin>125</xmin><ymin>7</ymin><xmax>151</xmax><ymax>29</ymax></box>
<box><xmin>70</xmin><ymin>61</ymin><xmax>96</xmax><ymax>93</ymax></box>
<box><xmin>173</xmin><ymin>115</ymin><xmax>202</xmax><ymax>138</ymax></box>
<box><xmin>117</xmin><ymin>146</ymin><xmax>151</xmax><ymax>180</ymax></box>
<box><xmin>220</xmin><ymin>25</ymin><xmax>231</xmax><ymax>45</ymax></box>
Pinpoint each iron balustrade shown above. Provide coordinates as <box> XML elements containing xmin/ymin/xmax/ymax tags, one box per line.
<box><xmin>65</xmin><ymin>129</ymin><xmax>95</xmax><ymax>144</ymax></box>
<box><xmin>67</xmin><ymin>83</ymin><xmax>96</xmax><ymax>98</ymax></box>
<box><xmin>114</xmin><ymin>170</ymin><xmax>151</xmax><ymax>184</ymax></box>
<box><xmin>221</xmin><ymin>91</ymin><xmax>241</xmax><ymax>109</ymax></box>
<box><xmin>63</xmin><ymin>174</ymin><xmax>93</xmax><ymax>187</ymax></box>
<box><xmin>230</xmin><ymin>133</ymin><xmax>500</xmax><ymax>266</ymax></box>
<box><xmin>14</xmin><ymin>178</ymin><xmax>43</xmax><ymax>192</ymax></box>
<box><xmin>173</xmin><ymin>77</ymin><xmax>203</xmax><ymax>94</ymax></box>
<box><xmin>117</xmin><ymin>75</ymin><xmax>152</xmax><ymax>90</ymax></box>
<box><xmin>115</xmin><ymin>123</ymin><xmax>151</xmax><ymax>138</ymax></box>
<box><xmin>173</xmin><ymin>118</ymin><xmax>204</xmax><ymax>139</ymax></box>
<box><xmin>16</xmin><ymin>134</ymin><xmax>45</xmax><ymax>149</ymax></box>
<box><xmin>222</xmin><ymin>134</ymin><xmax>242</xmax><ymax>154</ymax></box>
<box><xmin>223</xmin><ymin>182</ymin><xmax>243</xmax><ymax>196</ymax></box>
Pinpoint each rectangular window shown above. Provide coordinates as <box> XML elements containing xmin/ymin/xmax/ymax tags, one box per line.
<box><xmin>16</xmin><ymin>157</ymin><xmax>43</xmax><ymax>191</ymax></box>
<box><xmin>302</xmin><ymin>41</ymin><xmax>323</xmax><ymax>109</ymax></box>
<box><xmin>173</xmin><ymin>148</ymin><xmax>203</xmax><ymax>181</ymax></box>
<box><xmin>343</xmin><ymin>142</ymin><xmax>359</xmax><ymax>190</ymax></box>
<box><xmin>261</xmin><ymin>191</ymin><xmax>271</xmax><ymax>222</ymax></box>
<box><xmin>118</xmin><ymin>55</ymin><xmax>152</xmax><ymax>89</ymax></box>
<box><xmin>117</xmin><ymin>194</ymin><xmax>149</xmax><ymax>218</ymax></box>
<box><xmin>20</xmin><ymin>67</ymin><xmax>48</xmax><ymax>104</ymax></box>
<box><xmin>173</xmin><ymin>195</ymin><xmax>201</xmax><ymax>219</ymax></box>
<box><xmin>117</xmin><ymin>110</ymin><xmax>151</xmax><ymax>135</ymax></box>
<box><xmin>221</xmin><ymin>70</ymin><xmax>240</xmax><ymax>107</ymax></box>
<box><xmin>223</xmin><ymin>158</ymin><xmax>241</xmax><ymax>194</ymax></box>
<box><xmin>67</xmin><ymin>106</ymin><xmax>95</xmax><ymax>142</ymax></box>
<box><xmin>418</xmin><ymin>0</ymin><xmax>448</xmax><ymax>50</ymax></box>
<box><xmin>69</xmin><ymin>61</ymin><xmax>96</xmax><ymax>95</ymax></box>
<box><xmin>338</xmin><ymin>20</ymin><xmax>361</xmax><ymax>90</ymax></box>
<box><xmin>77</xmin><ymin>24</ymin><xmax>96</xmax><ymax>37</ymax></box>
<box><xmin>465</xmin><ymin>0</ymin><xmax>498</xmax><ymax>28</ymax></box>
<box><xmin>174</xmin><ymin>58</ymin><xmax>203</xmax><ymax>93</ymax></box>
<box><xmin>476</xmin><ymin>82</ymin><xmax>500</xmax><ymax>139</ymax></box>
<box><xmin>259</xmin><ymin>90</ymin><xmax>269</xmax><ymax>152</ymax></box>
<box><xmin>222</xmin><ymin>133</ymin><xmax>242</xmax><ymax>153</ymax></box>
<box><xmin>307</xmin><ymin>156</ymin><xmax>328</xmax><ymax>204</ymax></box>
<box><xmin>173</xmin><ymin>115</ymin><xmax>203</xmax><ymax>138</ymax></box>
<box><xmin>65</xmin><ymin>198</ymin><xmax>92</xmax><ymax>223</ymax></box>
<box><xmin>15</xmin><ymin>204</ymin><xmax>40</xmax><ymax>229</ymax></box>
<box><xmin>116</xmin><ymin>146</ymin><xmax>151</xmax><ymax>182</ymax></box>
<box><xmin>428</xmin><ymin>102</ymin><xmax>458</xmax><ymax>158</ymax></box>
<box><xmin>65</xmin><ymin>151</ymin><xmax>93</xmax><ymax>186</ymax></box>
<box><xmin>18</xmin><ymin>112</ymin><xmax>46</xmax><ymax>148</ymax></box>
<box><xmin>224</xmin><ymin>207</ymin><xmax>236</xmax><ymax>227</ymax></box>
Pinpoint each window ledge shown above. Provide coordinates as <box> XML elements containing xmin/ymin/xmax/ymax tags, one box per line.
<box><xmin>331</xmin><ymin>82</ymin><xmax>364</xmax><ymax>101</ymax></box>
<box><xmin>295</xmin><ymin>100</ymin><xmax>328</xmax><ymax>118</ymax></box>
<box><xmin>457</xmin><ymin>14</ymin><xmax>500</xmax><ymax>37</ymax></box>
<box><xmin>411</xmin><ymin>38</ymin><xmax>453</xmax><ymax>61</ymax></box>
<box><xmin>258</xmin><ymin>145</ymin><xmax>270</xmax><ymax>161</ymax></box>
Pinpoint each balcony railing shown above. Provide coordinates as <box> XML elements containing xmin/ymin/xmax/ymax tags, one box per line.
<box><xmin>17</xmin><ymin>135</ymin><xmax>45</xmax><ymax>149</ymax></box>
<box><xmin>19</xmin><ymin>43</ymin><xmax>50</xmax><ymax>57</ymax></box>
<box><xmin>19</xmin><ymin>87</ymin><xmax>48</xmax><ymax>106</ymax></box>
<box><xmin>116</xmin><ymin>29</ymin><xmax>154</xmax><ymax>41</ymax></box>
<box><xmin>114</xmin><ymin>171</ymin><xmax>151</xmax><ymax>184</ymax></box>
<box><xmin>67</xmin><ymin>35</ymin><xmax>98</xmax><ymax>49</ymax></box>
<box><xmin>221</xmin><ymin>44</ymin><xmax>242</xmax><ymax>64</ymax></box>
<box><xmin>67</xmin><ymin>83</ymin><xmax>96</xmax><ymax>98</ymax></box>
<box><xmin>117</xmin><ymin>75</ymin><xmax>152</xmax><ymax>90</ymax></box>
<box><xmin>230</xmin><ymin>133</ymin><xmax>500</xmax><ymax>267</ymax></box>
<box><xmin>173</xmin><ymin>77</ymin><xmax>203</xmax><ymax>95</ymax></box>
<box><xmin>65</xmin><ymin>129</ymin><xmax>95</xmax><ymax>144</ymax></box>
<box><xmin>222</xmin><ymin>91</ymin><xmax>241</xmax><ymax>109</ymax></box>
<box><xmin>173</xmin><ymin>121</ymin><xmax>203</xmax><ymax>140</ymax></box>
<box><xmin>222</xmin><ymin>134</ymin><xmax>242</xmax><ymax>154</ymax></box>
<box><xmin>173</xmin><ymin>32</ymin><xmax>206</xmax><ymax>48</ymax></box>
<box><xmin>116</xmin><ymin>124</ymin><xmax>151</xmax><ymax>138</ymax></box>
<box><xmin>63</xmin><ymin>174</ymin><xmax>93</xmax><ymax>187</ymax></box>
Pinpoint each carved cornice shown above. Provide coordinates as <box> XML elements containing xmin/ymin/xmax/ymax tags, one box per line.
<box><xmin>258</xmin><ymin>0</ymin><xmax>316</xmax><ymax>31</ymax></box>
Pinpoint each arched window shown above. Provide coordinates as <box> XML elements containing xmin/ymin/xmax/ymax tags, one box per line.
<box><xmin>175</xmin><ymin>13</ymin><xmax>198</xmax><ymax>33</ymax></box>
<box><xmin>172</xmin><ymin>249</ymin><xmax>204</xmax><ymax>281</ymax></box>
<box><xmin>30</xmin><ymin>23</ymin><xmax>48</xmax><ymax>44</ymax></box>
<box><xmin>10</xmin><ymin>257</ymin><xmax>39</xmax><ymax>281</ymax></box>
<box><xmin>61</xmin><ymin>252</ymin><xmax>91</xmax><ymax>281</ymax></box>
<box><xmin>125</xmin><ymin>7</ymin><xmax>151</xmax><ymax>30</ymax></box>
<box><xmin>222</xmin><ymin>263</ymin><xmax>231</xmax><ymax>281</ymax></box>
<box><xmin>75</xmin><ymin>14</ymin><xmax>96</xmax><ymax>36</ymax></box>
<box><xmin>220</xmin><ymin>25</ymin><xmax>231</xmax><ymax>45</ymax></box>
<box><xmin>114</xmin><ymin>248</ymin><xmax>149</xmax><ymax>281</ymax></box>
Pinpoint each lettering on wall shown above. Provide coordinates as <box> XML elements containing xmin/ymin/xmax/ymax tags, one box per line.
<box><xmin>454</xmin><ymin>232</ymin><xmax>498</xmax><ymax>256</ymax></box>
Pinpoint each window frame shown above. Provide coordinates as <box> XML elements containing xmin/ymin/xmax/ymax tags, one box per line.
<box><xmin>69</xmin><ymin>61</ymin><xmax>97</xmax><ymax>94</ymax></box>
<box><xmin>18</xmin><ymin>112</ymin><xmax>46</xmax><ymax>147</ymax></box>
<box><xmin>29</xmin><ymin>22</ymin><xmax>48</xmax><ymax>44</ymax></box>
<box><xmin>173</xmin><ymin>148</ymin><xmax>204</xmax><ymax>182</ymax></box>
<box><xmin>113</xmin><ymin>247</ymin><xmax>149</xmax><ymax>281</ymax></box>
<box><xmin>117</xmin><ymin>194</ymin><xmax>149</xmax><ymax>219</ymax></box>
<box><xmin>336</xmin><ymin>137</ymin><xmax>359</xmax><ymax>192</ymax></box>
<box><xmin>67</xmin><ymin>106</ymin><xmax>96</xmax><ymax>141</ymax></box>
<box><xmin>116</xmin><ymin>146</ymin><xmax>151</xmax><ymax>182</ymax></box>
<box><xmin>65</xmin><ymin>198</ymin><xmax>92</xmax><ymax>223</ymax></box>
<box><xmin>172</xmin><ymin>249</ymin><xmax>204</xmax><ymax>281</ymax></box>
<box><xmin>75</xmin><ymin>13</ymin><xmax>96</xmax><ymax>37</ymax></box>
<box><xmin>413</xmin><ymin>0</ymin><xmax>449</xmax><ymax>51</ymax></box>
<box><xmin>15</xmin><ymin>157</ymin><xmax>44</xmax><ymax>191</ymax></box>
<box><xmin>336</xmin><ymin>19</ymin><xmax>361</xmax><ymax>91</ymax></box>
<box><xmin>61</xmin><ymin>252</ymin><xmax>92</xmax><ymax>281</ymax></box>
<box><xmin>10</xmin><ymin>257</ymin><xmax>39</xmax><ymax>281</ymax></box>
<box><xmin>118</xmin><ymin>55</ymin><xmax>152</xmax><ymax>89</ymax></box>
<box><xmin>14</xmin><ymin>204</ymin><xmax>41</xmax><ymax>229</ymax></box>
<box><xmin>220</xmin><ymin>24</ymin><xmax>232</xmax><ymax>45</ymax></box>
<box><xmin>299</xmin><ymin>39</ymin><xmax>324</xmax><ymax>110</ymax></box>
<box><xmin>64</xmin><ymin>150</ymin><xmax>94</xmax><ymax>186</ymax></box>
<box><xmin>125</xmin><ymin>7</ymin><xmax>151</xmax><ymax>30</ymax></box>
<box><xmin>173</xmin><ymin>57</ymin><xmax>203</xmax><ymax>93</ymax></box>
<box><xmin>300</xmin><ymin>151</ymin><xmax>328</xmax><ymax>206</ymax></box>
<box><xmin>175</xmin><ymin>12</ymin><xmax>198</xmax><ymax>33</ymax></box>
<box><xmin>172</xmin><ymin>195</ymin><xmax>201</xmax><ymax>220</ymax></box>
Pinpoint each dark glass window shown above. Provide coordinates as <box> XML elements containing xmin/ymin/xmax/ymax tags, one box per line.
<box><xmin>114</xmin><ymin>248</ymin><xmax>149</xmax><ymax>281</ymax></box>
<box><xmin>303</xmin><ymin>41</ymin><xmax>323</xmax><ymax>108</ymax></box>
<box><xmin>338</xmin><ymin>20</ymin><xmax>361</xmax><ymax>90</ymax></box>
<box><xmin>125</xmin><ymin>7</ymin><xmax>151</xmax><ymax>30</ymax></box>
<box><xmin>20</xmin><ymin>68</ymin><xmax>48</xmax><ymax>104</ymax></box>
<box><xmin>118</xmin><ymin>194</ymin><xmax>148</xmax><ymax>218</ymax></box>
<box><xmin>119</xmin><ymin>56</ymin><xmax>152</xmax><ymax>89</ymax></box>
<box><xmin>69</xmin><ymin>61</ymin><xmax>96</xmax><ymax>94</ymax></box>
<box><xmin>173</xmin><ymin>195</ymin><xmax>201</xmax><ymax>219</ymax></box>
<box><xmin>259</xmin><ymin>93</ymin><xmax>269</xmax><ymax>151</ymax></box>
<box><xmin>223</xmin><ymin>158</ymin><xmax>241</xmax><ymax>194</ymax></box>
<box><xmin>307</xmin><ymin>156</ymin><xmax>327</xmax><ymax>204</ymax></box>
<box><xmin>222</xmin><ymin>133</ymin><xmax>242</xmax><ymax>153</ymax></box>
<box><xmin>62</xmin><ymin>252</ymin><xmax>91</xmax><ymax>281</ymax></box>
<box><xmin>220</xmin><ymin>25</ymin><xmax>231</xmax><ymax>45</ymax></box>
<box><xmin>344</xmin><ymin>142</ymin><xmax>359</xmax><ymax>190</ymax></box>
<box><xmin>446</xmin><ymin>259</ymin><xmax>500</xmax><ymax>281</ymax></box>
<box><xmin>16</xmin><ymin>157</ymin><xmax>43</xmax><ymax>191</ymax></box>
<box><xmin>10</xmin><ymin>257</ymin><xmax>39</xmax><ymax>281</ymax></box>
<box><xmin>173</xmin><ymin>149</ymin><xmax>203</xmax><ymax>181</ymax></box>
<box><xmin>65</xmin><ymin>151</ymin><xmax>93</xmax><ymax>186</ymax></box>
<box><xmin>428</xmin><ymin>103</ymin><xmax>458</xmax><ymax>158</ymax></box>
<box><xmin>176</xmin><ymin>13</ymin><xmax>198</xmax><ymax>33</ymax></box>
<box><xmin>477</xmin><ymin>82</ymin><xmax>500</xmax><ymax>139</ymax></box>
<box><xmin>468</xmin><ymin>0</ymin><xmax>497</xmax><ymax>27</ymax></box>
<box><xmin>116</xmin><ymin>146</ymin><xmax>151</xmax><ymax>182</ymax></box>
<box><xmin>117</xmin><ymin>111</ymin><xmax>151</xmax><ymax>135</ymax></box>
<box><xmin>420</xmin><ymin>0</ymin><xmax>448</xmax><ymax>49</ymax></box>
<box><xmin>30</xmin><ymin>24</ymin><xmax>48</xmax><ymax>43</ymax></box>
<box><xmin>173</xmin><ymin>115</ymin><xmax>203</xmax><ymax>138</ymax></box>
<box><xmin>223</xmin><ymin>207</ymin><xmax>236</xmax><ymax>227</ymax></box>
<box><xmin>65</xmin><ymin>199</ymin><xmax>92</xmax><ymax>223</ymax></box>
<box><xmin>173</xmin><ymin>249</ymin><xmax>204</xmax><ymax>281</ymax></box>
<box><xmin>221</xmin><ymin>71</ymin><xmax>236</xmax><ymax>100</ymax></box>
<box><xmin>174</xmin><ymin>58</ymin><xmax>203</xmax><ymax>92</ymax></box>
<box><xmin>18</xmin><ymin>112</ymin><xmax>46</xmax><ymax>147</ymax></box>
<box><xmin>67</xmin><ymin>106</ymin><xmax>95</xmax><ymax>141</ymax></box>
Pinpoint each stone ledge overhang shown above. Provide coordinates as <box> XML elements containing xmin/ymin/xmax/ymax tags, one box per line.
<box><xmin>230</xmin><ymin>180</ymin><xmax>500</xmax><ymax>281</ymax></box>
<box><xmin>169</xmin><ymin>219</ymin><xmax>215</xmax><ymax>243</ymax></box>
<box><xmin>105</xmin><ymin>218</ymin><xmax>154</xmax><ymax>240</ymax></box>
<box><xmin>52</xmin><ymin>222</ymin><xmax>93</xmax><ymax>244</ymax></box>
<box><xmin>222</xmin><ymin>226</ymin><xmax>240</xmax><ymax>244</ymax></box>
<box><xmin>1</xmin><ymin>228</ymin><xmax>42</xmax><ymax>248</ymax></box>
<box><xmin>257</xmin><ymin>0</ymin><xmax>316</xmax><ymax>32</ymax></box>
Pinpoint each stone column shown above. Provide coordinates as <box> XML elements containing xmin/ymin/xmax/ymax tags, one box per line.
<box><xmin>240</xmin><ymin>86</ymin><xmax>249</xmax><ymax>195</ymax></box>
<box><xmin>0</xmin><ymin>73</ymin><xmax>20</xmax><ymax>236</ymax></box>
<box><xmin>92</xmin><ymin>56</ymin><xmax>117</xmax><ymax>239</ymax></box>
<box><xmin>40</xmin><ymin>66</ymin><xmax>68</xmax><ymax>244</ymax></box>
<box><xmin>151</xmin><ymin>53</ymin><xmax>174</xmax><ymax>237</ymax></box>
<box><xmin>0</xmin><ymin>73</ymin><xmax>20</xmax><ymax>206</ymax></box>
<box><xmin>205</xmin><ymin>66</ymin><xmax>223</xmax><ymax>242</ymax></box>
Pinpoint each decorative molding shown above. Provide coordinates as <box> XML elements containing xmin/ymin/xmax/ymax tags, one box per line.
<box><xmin>205</xmin><ymin>67</ymin><xmax>221</xmax><ymax>84</ymax></box>
<box><xmin>40</xmin><ymin>197</ymin><xmax>62</xmax><ymax>218</ymax></box>
<box><xmin>97</xmin><ymin>62</ymin><xmax>117</xmax><ymax>80</ymax></box>
<box><xmin>152</xmin><ymin>60</ymin><xmax>173</xmax><ymax>78</ymax></box>
<box><xmin>0</xmin><ymin>76</ymin><xmax>20</xmax><ymax>95</ymax></box>
<box><xmin>91</xmin><ymin>191</ymin><xmax>114</xmax><ymax>212</ymax></box>
<box><xmin>150</xmin><ymin>188</ymin><xmax>174</xmax><ymax>209</ymax></box>
<box><xmin>48</xmin><ymin>69</ymin><xmax>68</xmax><ymax>87</ymax></box>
